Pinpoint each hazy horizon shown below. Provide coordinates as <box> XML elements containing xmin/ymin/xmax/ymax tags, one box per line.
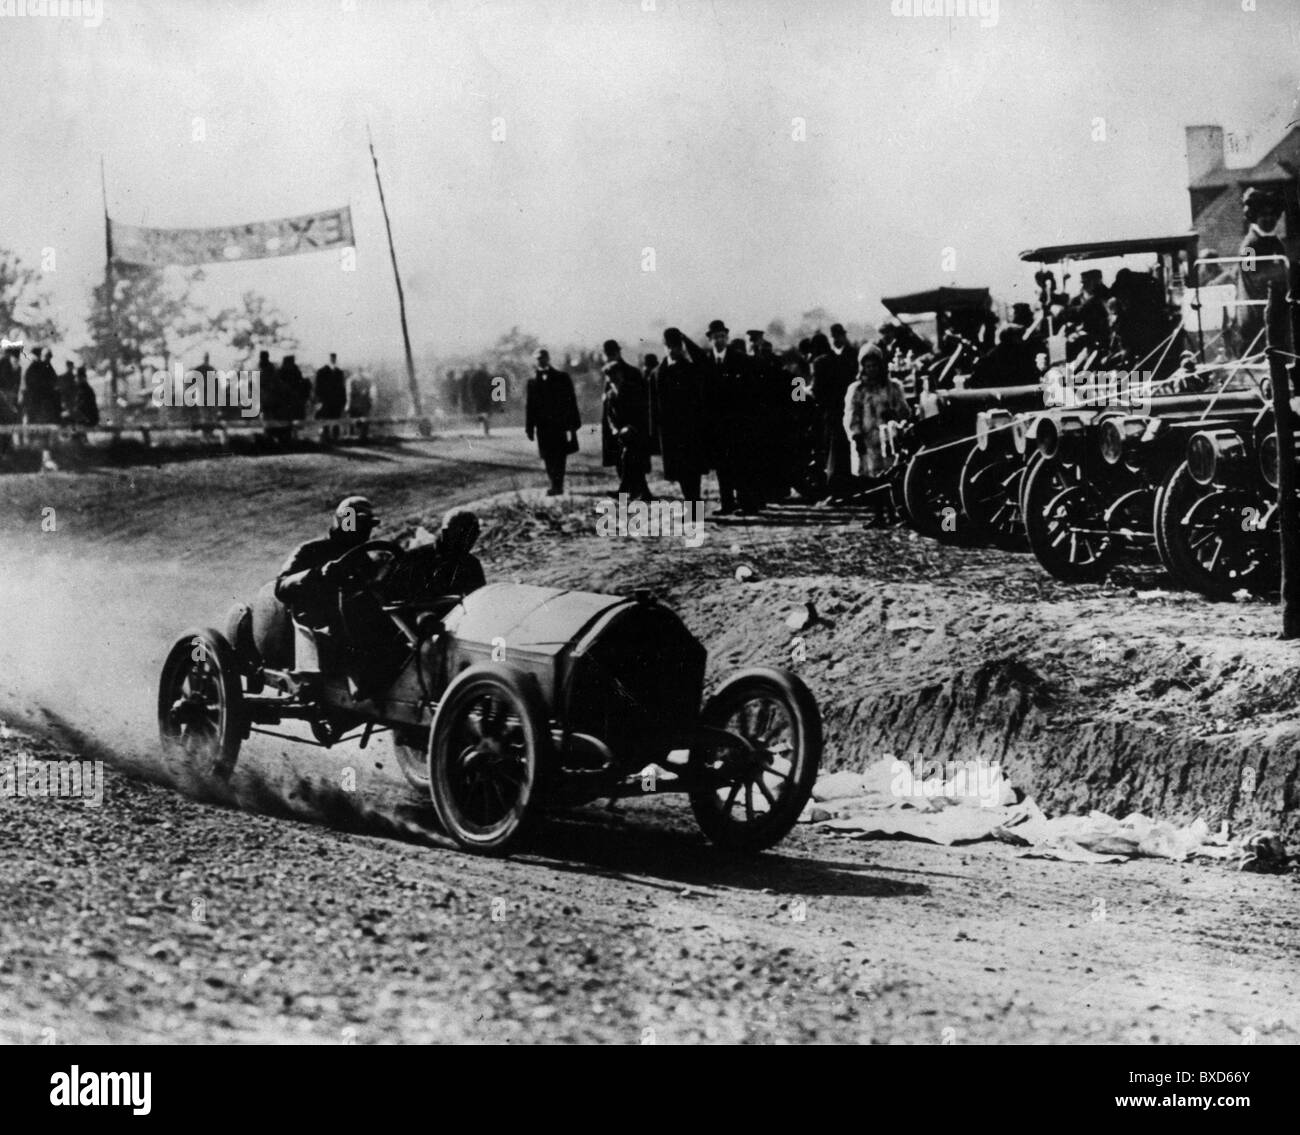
<box><xmin>1</xmin><ymin>0</ymin><xmax>1297</xmax><ymax>369</ymax></box>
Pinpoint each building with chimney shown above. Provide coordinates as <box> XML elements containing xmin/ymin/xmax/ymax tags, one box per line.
<box><xmin>1185</xmin><ymin>122</ymin><xmax>1300</xmax><ymax>263</ymax></box>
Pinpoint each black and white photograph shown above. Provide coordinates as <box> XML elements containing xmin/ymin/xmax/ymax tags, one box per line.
<box><xmin>1</xmin><ymin>0</ymin><xmax>1299</xmax><ymax>1075</ymax></box>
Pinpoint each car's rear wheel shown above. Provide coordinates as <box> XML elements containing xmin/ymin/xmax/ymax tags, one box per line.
<box><xmin>689</xmin><ymin>667</ymin><xmax>822</xmax><ymax>854</ymax></box>
<box><xmin>158</xmin><ymin>628</ymin><xmax>245</xmax><ymax>777</ymax></box>
<box><xmin>427</xmin><ymin>664</ymin><xmax>549</xmax><ymax>855</ymax></box>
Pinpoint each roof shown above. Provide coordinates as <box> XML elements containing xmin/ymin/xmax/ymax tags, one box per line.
<box><xmin>1019</xmin><ymin>234</ymin><xmax>1198</xmax><ymax>263</ymax></box>
<box><xmin>881</xmin><ymin>286</ymin><xmax>990</xmax><ymax>316</ymax></box>
<box><xmin>1190</xmin><ymin>125</ymin><xmax>1300</xmax><ymax>190</ymax></box>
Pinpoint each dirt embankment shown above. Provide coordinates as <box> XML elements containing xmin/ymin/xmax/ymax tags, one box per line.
<box><xmin>1</xmin><ymin>434</ymin><xmax>1298</xmax><ymax>1044</ymax></box>
<box><xmin>469</xmin><ymin>494</ymin><xmax>1300</xmax><ymax>844</ymax></box>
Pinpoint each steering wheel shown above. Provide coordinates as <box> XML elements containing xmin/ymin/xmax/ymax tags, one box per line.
<box><xmin>331</xmin><ymin>539</ymin><xmax>405</xmax><ymax>590</ymax></box>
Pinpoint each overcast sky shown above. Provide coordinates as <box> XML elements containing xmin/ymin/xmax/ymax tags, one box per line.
<box><xmin>1</xmin><ymin>0</ymin><xmax>1297</xmax><ymax>366</ymax></box>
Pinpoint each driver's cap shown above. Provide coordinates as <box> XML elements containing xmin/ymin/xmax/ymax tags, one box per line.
<box><xmin>334</xmin><ymin>495</ymin><xmax>378</xmax><ymax>532</ymax></box>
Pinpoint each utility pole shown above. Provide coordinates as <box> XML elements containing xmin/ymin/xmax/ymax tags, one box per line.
<box><xmin>366</xmin><ymin>126</ymin><xmax>423</xmax><ymax>420</ymax></box>
<box><xmin>101</xmin><ymin>156</ymin><xmax>119</xmax><ymax>411</ymax></box>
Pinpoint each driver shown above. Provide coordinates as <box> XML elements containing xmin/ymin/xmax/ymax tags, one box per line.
<box><xmin>275</xmin><ymin>495</ymin><xmax>380</xmax><ymax>622</ymax></box>
<box><xmin>275</xmin><ymin>495</ymin><xmax>404</xmax><ymax>693</ymax></box>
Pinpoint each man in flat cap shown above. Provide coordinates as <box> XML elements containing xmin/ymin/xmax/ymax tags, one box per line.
<box><xmin>600</xmin><ymin>339</ymin><xmax>652</xmax><ymax>501</ymax></box>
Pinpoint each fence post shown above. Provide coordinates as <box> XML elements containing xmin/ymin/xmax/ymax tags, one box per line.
<box><xmin>1266</xmin><ymin>278</ymin><xmax>1300</xmax><ymax>637</ymax></box>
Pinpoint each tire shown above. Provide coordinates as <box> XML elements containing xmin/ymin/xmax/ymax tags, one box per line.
<box><xmin>1022</xmin><ymin>458</ymin><xmax>1119</xmax><ymax>584</ymax></box>
<box><xmin>158</xmin><ymin>628</ymin><xmax>245</xmax><ymax>777</ymax></box>
<box><xmin>1157</xmin><ymin>462</ymin><xmax>1275</xmax><ymax>598</ymax></box>
<box><xmin>427</xmin><ymin>663</ymin><xmax>550</xmax><ymax>855</ymax></box>
<box><xmin>689</xmin><ymin>667</ymin><xmax>822</xmax><ymax>854</ymax></box>
<box><xmin>958</xmin><ymin>446</ymin><xmax>1028</xmax><ymax>550</ymax></box>
<box><xmin>903</xmin><ymin>442</ymin><xmax>969</xmax><ymax>543</ymax></box>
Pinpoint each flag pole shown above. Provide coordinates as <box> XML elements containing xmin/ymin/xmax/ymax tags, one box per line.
<box><xmin>366</xmin><ymin>124</ymin><xmax>423</xmax><ymax>419</ymax></box>
<box><xmin>100</xmin><ymin>156</ymin><xmax>119</xmax><ymax>412</ymax></box>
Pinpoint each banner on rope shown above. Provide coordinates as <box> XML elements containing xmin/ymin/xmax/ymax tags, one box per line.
<box><xmin>109</xmin><ymin>206</ymin><xmax>354</xmax><ymax>268</ymax></box>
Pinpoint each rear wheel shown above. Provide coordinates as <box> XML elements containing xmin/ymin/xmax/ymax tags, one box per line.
<box><xmin>689</xmin><ymin>667</ymin><xmax>821</xmax><ymax>854</ymax></box>
<box><xmin>1023</xmin><ymin>459</ymin><xmax>1119</xmax><ymax>583</ymax></box>
<box><xmin>1157</xmin><ymin>463</ymin><xmax>1275</xmax><ymax>598</ymax></box>
<box><xmin>158</xmin><ymin>628</ymin><xmax>245</xmax><ymax>777</ymax></box>
<box><xmin>428</xmin><ymin>664</ymin><xmax>549</xmax><ymax>855</ymax></box>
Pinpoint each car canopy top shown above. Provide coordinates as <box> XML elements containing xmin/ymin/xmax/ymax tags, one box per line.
<box><xmin>881</xmin><ymin>286</ymin><xmax>991</xmax><ymax>317</ymax></box>
<box><xmin>1018</xmin><ymin>234</ymin><xmax>1198</xmax><ymax>264</ymax></box>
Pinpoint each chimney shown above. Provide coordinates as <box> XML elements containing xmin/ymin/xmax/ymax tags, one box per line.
<box><xmin>1185</xmin><ymin>125</ymin><xmax>1225</xmax><ymax>184</ymax></box>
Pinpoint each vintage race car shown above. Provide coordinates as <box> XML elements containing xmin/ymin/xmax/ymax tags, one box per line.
<box><xmin>157</xmin><ymin>544</ymin><xmax>822</xmax><ymax>856</ymax></box>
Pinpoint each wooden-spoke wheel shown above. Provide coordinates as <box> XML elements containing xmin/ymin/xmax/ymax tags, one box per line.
<box><xmin>428</xmin><ymin>664</ymin><xmax>549</xmax><ymax>855</ymax></box>
<box><xmin>158</xmin><ymin>628</ymin><xmax>245</xmax><ymax>777</ymax></box>
<box><xmin>689</xmin><ymin>667</ymin><xmax>821</xmax><ymax>854</ymax></box>
<box><xmin>1023</xmin><ymin>459</ymin><xmax>1119</xmax><ymax>583</ymax></box>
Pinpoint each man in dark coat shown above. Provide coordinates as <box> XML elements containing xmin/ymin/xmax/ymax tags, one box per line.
<box><xmin>829</xmin><ymin>323</ymin><xmax>857</xmax><ymax>385</ymax></box>
<box><xmin>746</xmin><ymin>330</ymin><xmax>791</xmax><ymax>502</ymax></box>
<box><xmin>57</xmin><ymin>361</ymin><xmax>77</xmax><ymax>422</ymax></box>
<box><xmin>525</xmin><ymin>348</ymin><xmax>580</xmax><ymax>495</ymax></box>
<box><xmin>652</xmin><ymin>328</ymin><xmax>709</xmax><ymax>503</ymax></box>
<box><xmin>21</xmin><ymin>347</ymin><xmax>61</xmax><ymax>424</ymax></box>
<box><xmin>315</xmin><ymin>353</ymin><xmax>347</xmax><ymax>440</ymax></box>
<box><xmin>256</xmin><ymin>350</ymin><xmax>290</xmax><ymax>442</ymax></box>
<box><xmin>281</xmin><ymin>355</ymin><xmax>311</xmax><ymax>422</ymax></box>
<box><xmin>71</xmin><ymin>366</ymin><xmax>99</xmax><ymax>429</ymax></box>
<box><xmin>0</xmin><ymin>345</ymin><xmax>20</xmax><ymax>443</ymax></box>
<box><xmin>967</xmin><ymin>326</ymin><xmax>1040</xmax><ymax>389</ymax></box>
<box><xmin>702</xmin><ymin>318</ymin><xmax>760</xmax><ymax>514</ymax></box>
<box><xmin>809</xmin><ymin>331</ymin><xmax>852</xmax><ymax>501</ymax></box>
<box><xmin>600</xmin><ymin>339</ymin><xmax>651</xmax><ymax>501</ymax></box>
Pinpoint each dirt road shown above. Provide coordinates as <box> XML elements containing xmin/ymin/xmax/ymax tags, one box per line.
<box><xmin>1</xmin><ymin>430</ymin><xmax>1296</xmax><ymax>1043</ymax></box>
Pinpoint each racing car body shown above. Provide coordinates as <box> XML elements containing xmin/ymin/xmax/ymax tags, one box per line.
<box><xmin>158</xmin><ymin>549</ymin><xmax>822</xmax><ymax>856</ymax></box>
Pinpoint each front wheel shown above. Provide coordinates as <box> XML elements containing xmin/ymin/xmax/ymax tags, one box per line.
<box><xmin>427</xmin><ymin>664</ymin><xmax>549</xmax><ymax>855</ymax></box>
<box><xmin>689</xmin><ymin>667</ymin><xmax>822</xmax><ymax>854</ymax></box>
<box><xmin>158</xmin><ymin>628</ymin><xmax>245</xmax><ymax>777</ymax></box>
<box><xmin>1023</xmin><ymin>458</ymin><xmax>1119</xmax><ymax>583</ymax></box>
<box><xmin>959</xmin><ymin>446</ymin><xmax>1028</xmax><ymax>549</ymax></box>
<box><xmin>903</xmin><ymin>442</ymin><xmax>969</xmax><ymax>543</ymax></box>
<box><xmin>1157</xmin><ymin>463</ymin><xmax>1276</xmax><ymax>598</ymax></box>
